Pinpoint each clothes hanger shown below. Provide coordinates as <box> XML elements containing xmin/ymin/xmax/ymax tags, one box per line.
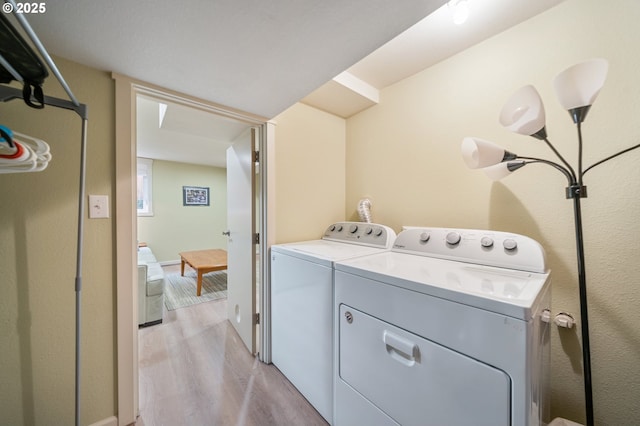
<box><xmin>0</xmin><ymin>124</ymin><xmax>51</xmax><ymax>173</ymax></box>
<box><xmin>0</xmin><ymin>124</ymin><xmax>15</xmax><ymax>147</ymax></box>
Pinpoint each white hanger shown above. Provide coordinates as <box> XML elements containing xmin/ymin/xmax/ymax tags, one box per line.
<box><xmin>0</xmin><ymin>127</ymin><xmax>52</xmax><ymax>173</ymax></box>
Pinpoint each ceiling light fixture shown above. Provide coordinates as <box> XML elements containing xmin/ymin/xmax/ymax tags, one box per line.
<box><xmin>461</xmin><ymin>58</ymin><xmax>640</xmax><ymax>426</ymax></box>
<box><xmin>449</xmin><ymin>0</ymin><xmax>470</xmax><ymax>25</ymax></box>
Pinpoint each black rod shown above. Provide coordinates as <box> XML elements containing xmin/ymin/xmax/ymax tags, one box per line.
<box><xmin>0</xmin><ymin>86</ymin><xmax>87</xmax><ymax>119</ymax></box>
<box><xmin>543</xmin><ymin>137</ymin><xmax>577</xmax><ymax>181</ymax></box>
<box><xmin>518</xmin><ymin>156</ymin><xmax>573</xmax><ymax>185</ymax></box>
<box><xmin>572</xmin><ymin>195</ymin><xmax>594</xmax><ymax>426</ymax></box>
<box><xmin>583</xmin><ymin>143</ymin><xmax>640</xmax><ymax>176</ymax></box>
<box><xmin>577</xmin><ymin>122</ymin><xmax>584</xmax><ymax>186</ymax></box>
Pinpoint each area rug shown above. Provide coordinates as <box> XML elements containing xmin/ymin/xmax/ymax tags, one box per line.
<box><xmin>164</xmin><ymin>270</ymin><xmax>227</xmax><ymax>311</ymax></box>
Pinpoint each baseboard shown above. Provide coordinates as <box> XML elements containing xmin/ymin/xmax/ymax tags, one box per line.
<box><xmin>159</xmin><ymin>259</ymin><xmax>180</xmax><ymax>266</ymax></box>
<box><xmin>89</xmin><ymin>416</ymin><xmax>118</xmax><ymax>426</ymax></box>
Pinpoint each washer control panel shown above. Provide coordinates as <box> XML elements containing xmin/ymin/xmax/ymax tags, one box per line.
<box><xmin>393</xmin><ymin>227</ymin><xmax>547</xmax><ymax>273</ymax></box>
<box><xmin>323</xmin><ymin>222</ymin><xmax>396</xmax><ymax>248</ymax></box>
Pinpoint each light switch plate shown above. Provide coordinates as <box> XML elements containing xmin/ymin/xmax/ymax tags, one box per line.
<box><xmin>89</xmin><ymin>195</ymin><xmax>109</xmax><ymax>218</ymax></box>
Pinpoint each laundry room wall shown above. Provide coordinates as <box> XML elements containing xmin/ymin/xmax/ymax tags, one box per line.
<box><xmin>137</xmin><ymin>159</ymin><xmax>227</xmax><ymax>263</ymax></box>
<box><xmin>345</xmin><ymin>0</ymin><xmax>640</xmax><ymax>424</ymax></box>
<box><xmin>0</xmin><ymin>57</ymin><xmax>115</xmax><ymax>426</ymax></box>
<box><xmin>273</xmin><ymin>102</ymin><xmax>346</xmax><ymax>243</ymax></box>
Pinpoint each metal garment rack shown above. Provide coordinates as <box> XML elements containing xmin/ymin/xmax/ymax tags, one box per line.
<box><xmin>0</xmin><ymin>3</ymin><xmax>88</xmax><ymax>426</ymax></box>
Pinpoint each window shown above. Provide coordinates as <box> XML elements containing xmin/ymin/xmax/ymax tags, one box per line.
<box><xmin>137</xmin><ymin>158</ymin><xmax>153</xmax><ymax>216</ymax></box>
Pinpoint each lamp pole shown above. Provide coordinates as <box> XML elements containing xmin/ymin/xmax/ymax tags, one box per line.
<box><xmin>568</xmin><ymin>185</ymin><xmax>594</xmax><ymax>426</ymax></box>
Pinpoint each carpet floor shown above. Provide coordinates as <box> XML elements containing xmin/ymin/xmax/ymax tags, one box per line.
<box><xmin>164</xmin><ymin>270</ymin><xmax>227</xmax><ymax>311</ymax></box>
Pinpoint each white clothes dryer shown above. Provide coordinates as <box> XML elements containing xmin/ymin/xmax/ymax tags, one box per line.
<box><xmin>334</xmin><ymin>227</ymin><xmax>551</xmax><ymax>426</ymax></box>
<box><xmin>270</xmin><ymin>222</ymin><xmax>396</xmax><ymax>423</ymax></box>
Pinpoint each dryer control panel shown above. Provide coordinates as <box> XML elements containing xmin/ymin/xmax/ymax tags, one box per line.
<box><xmin>323</xmin><ymin>222</ymin><xmax>396</xmax><ymax>249</ymax></box>
<box><xmin>393</xmin><ymin>227</ymin><xmax>547</xmax><ymax>273</ymax></box>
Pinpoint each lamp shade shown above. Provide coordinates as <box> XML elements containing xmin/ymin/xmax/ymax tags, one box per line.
<box><xmin>499</xmin><ymin>85</ymin><xmax>546</xmax><ymax>137</ymax></box>
<box><xmin>461</xmin><ymin>137</ymin><xmax>515</xmax><ymax>169</ymax></box>
<box><xmin>482</xmin><ymin>161</ymin><xmax>526</xmax><ymax>181</ymax></box>
<box><xmin>553</xmin><ymin>58</ymin><xmax>608</xmax><ymax>110</ymax></box>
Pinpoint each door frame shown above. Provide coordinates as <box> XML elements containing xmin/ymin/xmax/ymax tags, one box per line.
<box><xmin>113</xmin><ymin>73</ymin><xmax>275</xmax><ymax>426</ymax></box>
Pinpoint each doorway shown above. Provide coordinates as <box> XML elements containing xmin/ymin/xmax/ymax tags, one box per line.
<box><xmin>114</xmin><ymin>74</ymin><xmax>274</xmax><ymax>425</ymax></box>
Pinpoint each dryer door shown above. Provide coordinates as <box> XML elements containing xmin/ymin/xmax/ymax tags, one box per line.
<box><xmin>338</xmin><ymin>304</ymin><xmax>511</xmax><ymax>426</ymax></box>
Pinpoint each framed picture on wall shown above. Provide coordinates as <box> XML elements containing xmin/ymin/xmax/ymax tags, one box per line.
<box><xmin>183</xmin><ymin>186</ymin><xmax>210</xmax><ymax>206</ymax></box>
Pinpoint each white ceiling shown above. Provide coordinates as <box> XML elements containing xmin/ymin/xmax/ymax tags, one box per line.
<box><xmin>25</xmin><ymin>0</ymin><xmax>565</xmax><ymax>167</ymax></box>
<box><xmin>27</xmin><ymin>0</ymin><xmax>447</xmax><ymax>119</ymax></box>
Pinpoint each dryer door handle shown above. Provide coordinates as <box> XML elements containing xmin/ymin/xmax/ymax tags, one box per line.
<box><xmin>383</xmin><ymin>330</ymin><xmax>418</xmax><ymax>367</ymax></box>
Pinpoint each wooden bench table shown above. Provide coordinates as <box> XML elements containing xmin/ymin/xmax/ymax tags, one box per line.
<box><xmin>178</xmin><ymin>249</ymin><xmax>228</xmax><ymax>296</ymax></box>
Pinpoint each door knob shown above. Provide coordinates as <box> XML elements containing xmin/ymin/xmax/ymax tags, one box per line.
<box><xmin>222</xmin><ymin>230</ymin><xmax>231</xmax><ymax>236</ymax></box>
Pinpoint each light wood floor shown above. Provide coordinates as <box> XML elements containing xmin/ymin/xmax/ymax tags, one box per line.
<box><xmin>138</xmin><ymin>266</ymin><xmax>328</xmax><ymax>426</ymax></box>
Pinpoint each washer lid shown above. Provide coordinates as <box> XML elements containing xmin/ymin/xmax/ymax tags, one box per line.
<box><xmin>272</xmin><ymin>239</ymin><xmax>390</xmax><ymax>266</ymax></box>
<box><xmin>335</xmin><ymin>251</ymin><xmax>550</xmax><ymax>319</ymax></box>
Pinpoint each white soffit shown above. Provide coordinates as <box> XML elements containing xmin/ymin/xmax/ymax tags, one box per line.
<box><xmin>348</xmin><ymin>0</ymin><xmax>566</xmax><ymax>89</ymax></box>
<box><xmin>302</xmin><ymin>0</ymin><xmax>565</xmax><ymax>117</ymax></box>
<box><xmin>301</xmin><ymin>72</ymin><xmax>380</xmax><ymax>118</ymax></box>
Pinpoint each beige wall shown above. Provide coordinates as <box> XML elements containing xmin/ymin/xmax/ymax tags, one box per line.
<box><xmin>346</xmin><ymin>0</ymin><xmax>640</xmax><ymax>423</ymax></box>
<box><xmin>273</xmin><ymin>103</ymin><xmax>346</xmax><ymax>243</ymax></box>
<box><xmin>0</xmin><ymin>58</ymin><xmax>115</xmax><ymax>425</ymax></box>
<box><xmin>3</xmin><ymin>1</ymin><xmax>638</xmax><ymax>424</ymax></box>
<box><xmin>137</xmin><ymin>159</ymin><xmax>227</xmax><ymax>263</ymax></box>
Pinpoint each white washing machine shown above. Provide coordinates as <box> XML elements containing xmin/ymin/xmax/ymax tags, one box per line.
<box><xmin>270</xmin><ymin>222</ymin><xmax>396</xmax><ymax>423</ymax></box>
<box><xmin>334</xmin><ymin>227</ymin><xmax>551</xmax><ymax>426</ymax></box>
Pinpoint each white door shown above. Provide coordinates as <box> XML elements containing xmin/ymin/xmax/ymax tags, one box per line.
<box><xmin>226</xmin><ymin>127</ymin><xmax>257</xmax><ymax>354</ymax></box>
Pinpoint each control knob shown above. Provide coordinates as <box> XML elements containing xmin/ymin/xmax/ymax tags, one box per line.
<box><xmin>365</xmin><ymin>226</ymin><xmax>373</xmax><ymax>235</ymax></box>
<box><xmin>349</xmin><ymin>224</ymin><xmax>358</xmax><ymax>234</ymax></box>
<box><xmin>374</xmin><ymin>228</ymin><xmax>383</xmax><ymax>237</ymax></box>
<box><xmin>335</xmin><ymin>224</ymin><xmax>343</xmax><ymax>232</ymax></box>
<box><xmin>419</xmin><ymin>232</ymin><xmax>430</xmax><ymax>243</ymax></box>
<box><xmin>480</xmin><ymin>236</ymin><xmax>494</xmax><ymax>248</ymax></box>
<box><xmin>503</xmin><ymin>238</ymin><xmax>518</xmax><ymax>251</ymax></box>
<box><xmin>446</xmin><ymin>231</ymin><xmax>462</xmax><ymax>246</ymax></box>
